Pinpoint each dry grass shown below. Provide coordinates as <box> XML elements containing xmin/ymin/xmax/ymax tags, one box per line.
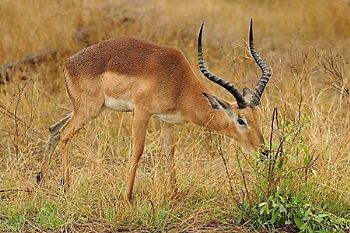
<box><xmin>0</xmin><ymin>0</ymin><xmax>350</xmax><ymax>232</ymax></box>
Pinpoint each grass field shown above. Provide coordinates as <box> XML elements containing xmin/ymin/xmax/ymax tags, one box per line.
<box><xmin>1</xmin><ymin>0</ymin><xmax>350</xmax><ymax>232</ymax></box>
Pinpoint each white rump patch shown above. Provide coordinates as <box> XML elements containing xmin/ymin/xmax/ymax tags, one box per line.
<box><xmin>104</xmin><ymin>97</ymin><xmax>135</xmax><ymax>112</ymax></box>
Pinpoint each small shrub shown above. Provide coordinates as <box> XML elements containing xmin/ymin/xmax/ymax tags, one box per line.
<box><xmin>253</xmin><ymin>188</ymin><xmax>350</xmax><ymax>232</ymax></box>
<box><xmin>235</xmin><ymin>109</ymin><xmax>350</xmax><ymax>232</ymax></box>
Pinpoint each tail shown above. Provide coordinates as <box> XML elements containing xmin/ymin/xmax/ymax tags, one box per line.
<box><xmin>63</xmin><ymin>67</ymin><xmax>73</xmax><ymax>99</ymax></box>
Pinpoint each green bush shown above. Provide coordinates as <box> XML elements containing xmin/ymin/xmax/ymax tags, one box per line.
<box><xmin>252</xmin><ymin>188</ymin><xmax>350</xmax><ymax>232</ymax></box>
<box><xmin>235</xmin><ymin>109</ymin><xmax>350</xmax><ymax>232</ymax></box>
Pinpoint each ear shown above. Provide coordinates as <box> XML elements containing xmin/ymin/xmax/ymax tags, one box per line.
<box><xmin>202</xmin><ymin>92</ymin><xmax>232</xmax><ymax>114</ymax></box>
<box><xmin>242</xmin><ymin>87</ymin><xmax>254</xmax><ymax>102</ymax></box>
<box><xmin>243</xmin><ymin>87</ymin><xmax>253</xmax><ymax>97</ymax></box>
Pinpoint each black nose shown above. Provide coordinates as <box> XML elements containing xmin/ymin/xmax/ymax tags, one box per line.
<box><xmin>260</xmin><ymin>150</ymin><xmax>270</xmax><ymax>160</ymax></box>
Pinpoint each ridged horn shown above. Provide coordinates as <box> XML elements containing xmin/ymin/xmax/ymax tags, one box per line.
<box><xmin>198</xmin><ymin>23</ymin><xmax>248</xmax><ymax>109</ymax></box>
<box><xmin>249</xmin><ymin>19</ymin><xmax>271</xmax><ymax>106</ymax></box>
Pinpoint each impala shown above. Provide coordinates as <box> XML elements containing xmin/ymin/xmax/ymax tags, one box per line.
<box><xmin>37</xmin><ymin>19</ymin><xmax>271</xmax><ymax>201</ymax></box>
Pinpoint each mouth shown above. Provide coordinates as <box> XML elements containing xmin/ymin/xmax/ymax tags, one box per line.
<box><xmin>260</xmin><ymin>150</ymin><xmax>270</xmax><ymax>160</ymax></box>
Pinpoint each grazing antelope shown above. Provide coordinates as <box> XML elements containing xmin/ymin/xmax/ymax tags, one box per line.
<box><xmin>37</xmin><ymin>19</ymin><xmax>271</xmax><ymax>201</ymax></box>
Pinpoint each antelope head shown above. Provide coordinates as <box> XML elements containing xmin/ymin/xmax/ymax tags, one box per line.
<box><xmin>198</xmin><ymin>19</ymin><xmax>271</xmax><ymax>153</ymax></box>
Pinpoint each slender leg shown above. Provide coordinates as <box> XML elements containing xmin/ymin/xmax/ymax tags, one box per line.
<box><xmin>59</xmin><ymin>112</ymin><xmax>92</xmax><ymax>192</ymax></box>
<box><xmin>125</xmin><ymin>110</ymin><xmax>151</xmax><ymax>201</ymax></box>
<box><xmin>162</xmin><ymin>122</ymin><xmax>177</xmax><ymax>195</ymax></box>
<box><xmin>48</xmin><ymin>113</ymin><xmax>73</xmax><ymax>134</ymax></box>
<box><xmin>37</xmin><ymin>113</ymin><xmax>72</xmax><ymax>185</ymax></box>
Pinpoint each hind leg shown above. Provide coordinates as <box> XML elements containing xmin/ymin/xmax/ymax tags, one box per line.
<box><xmin>60</xmin><ymin>103</ymin><xmax>104</xmax><ymax>192</ymax></box>
<box><xmin>49</xmin><ymin>113</ymin><xmax>73</xmax><ymax>136</ymax></box>
<box><xmin>37</xmin><ymin>113</ymin><xmax>73</xmax><ymax>185</ymax></box>
<box><xmin>43</xmin><ymin>71</ymin><xmax>105</xmax><ymax>190</ymax></box>
<box><xmin>59</xmin><ymin>114</ymin><xmax>88</xmax><ymax>192</ymax></box>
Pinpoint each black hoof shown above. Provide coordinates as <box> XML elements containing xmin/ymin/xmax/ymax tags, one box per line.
<box><xmin>60</xmin><ymin>177</ymin><xmax>64</xmax><ymax>186</ymax></box>
<box><xmin>36</xmin><ymin>171</ymin><xmax>44</xmax><ymax>185</ymax></box>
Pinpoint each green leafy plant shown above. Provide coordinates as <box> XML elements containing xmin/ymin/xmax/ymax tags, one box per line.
<box><xmin>254</xmin><ymin>188</ymin><xmax>350</xmax><ymax>232</ymax></box>
<box><xmin>235</xmin><ymin>109</ymin><xmax>350</xmax><ymax>232</ymax></box>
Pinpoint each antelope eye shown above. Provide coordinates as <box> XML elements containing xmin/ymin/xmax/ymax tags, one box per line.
<box><xmin>237</xmin><ymin>118</ymin><xmax>246</xmax><ymax>126</ymax></box>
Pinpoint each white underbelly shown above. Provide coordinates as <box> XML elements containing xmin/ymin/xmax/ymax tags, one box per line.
<box><xmin>104</xmin><ymin>97</ymin><xmax>185</xmax><ymax>124</ymax></box>
<box><xmin>104</xmin><ymin>97</ymin><xmax>135</xmax><ymax>112</ymax></box>
<box><xmin>154</xmin><ymin>112</ymin><xmax>186</xmax><ymax>124</ymax></box>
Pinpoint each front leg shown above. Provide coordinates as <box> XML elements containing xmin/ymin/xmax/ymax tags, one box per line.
<box><xmin>125</xmin><ymin>109</ymin><xmax>151</xmax><ymax>202</ymax></box>
<box><xmin>162</xmin><ymin>122</ymin><xmax>178</xmax><ymax>196</ymax></box>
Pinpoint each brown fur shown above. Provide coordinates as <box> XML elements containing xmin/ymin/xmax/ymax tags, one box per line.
<box><xmin>40</xmin><ymin>37</ymin><xmax>265</xmax><ymax>201</ymax></box>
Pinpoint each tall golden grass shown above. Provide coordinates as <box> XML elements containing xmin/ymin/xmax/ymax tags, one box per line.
<box><xmin>0</xmin><ymin>0</ymin><xmax>349</xmax><ymax>232</ymax></box>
